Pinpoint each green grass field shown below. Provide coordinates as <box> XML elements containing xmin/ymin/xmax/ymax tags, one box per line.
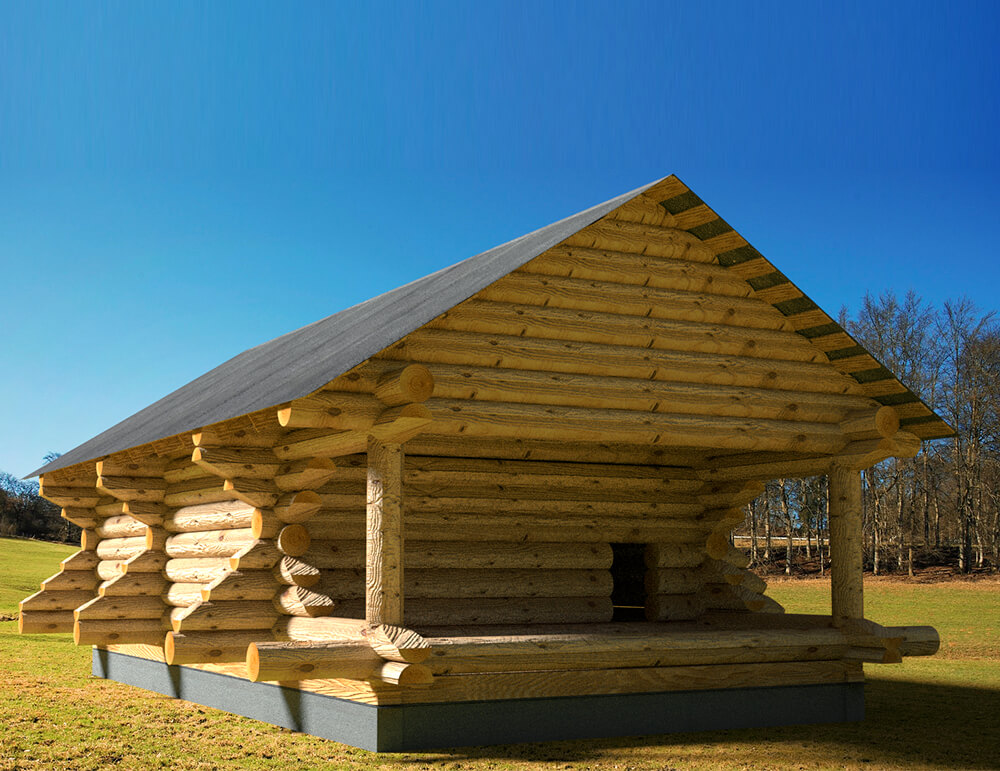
<box><xmin>1</xmin><ymin>537</ymin><xmax>997</xmax><ymax>770</ymax></box>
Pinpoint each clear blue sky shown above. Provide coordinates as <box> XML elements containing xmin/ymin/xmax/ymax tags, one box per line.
<box><xmin>1</xmin><ymin>1</ymin><xmax>997</xmax><ymax>477</ymax></box>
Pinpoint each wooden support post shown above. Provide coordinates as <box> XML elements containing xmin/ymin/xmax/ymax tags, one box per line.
<box><xmin>366</xmin><ymin>438</ymin><xmax>404</xmax><ymax>625</ymax></box>
<box><xmin>829</xmin><ymin>465</ymin><xmax>864</xmax><ymax>625</ymax></box>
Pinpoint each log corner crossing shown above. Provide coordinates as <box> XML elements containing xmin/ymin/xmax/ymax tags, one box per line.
<box><xmin>21</xmin><ymin>175</ymin><xmax>946</xmax><ymax>751</ymax></box>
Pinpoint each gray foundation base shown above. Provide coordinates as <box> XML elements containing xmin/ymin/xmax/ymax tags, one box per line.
<box><xmin>93</xmin><ymin>649</ymin><xmax>865</xmax><ymax>752</ymax></box>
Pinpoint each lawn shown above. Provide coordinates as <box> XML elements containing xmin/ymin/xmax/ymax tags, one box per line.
<box><xmin>1</xmin><ymin>537</ymin><xmax>997</xmax><ymax>770</ymax></box>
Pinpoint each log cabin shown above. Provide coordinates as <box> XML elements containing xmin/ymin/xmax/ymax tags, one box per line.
<box><xmin>20</xmin><ymin>175</ymin><xmax>947</xmax><ymax>751</ymax></box>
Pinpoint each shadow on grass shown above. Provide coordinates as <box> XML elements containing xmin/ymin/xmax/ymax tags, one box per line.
<box><xmin>430</xmin><ymin>678</ymin><xmax>1000</xmax><ymax>770</ymax></box>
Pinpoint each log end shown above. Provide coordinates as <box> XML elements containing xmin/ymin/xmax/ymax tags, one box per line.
<box><xmin>246</xmin><ymin>642</ymin><xmax>262</xmax><ymax>681</ymax></box>
<box><xmin>377</xmin><ymin>661</ymin><xmax>434</xmax><ymax>687</ymax></box>
<box><xmin>276</xmin><ymin>525</ymin><xmax>311</xmax><ymax>557</ymax></box>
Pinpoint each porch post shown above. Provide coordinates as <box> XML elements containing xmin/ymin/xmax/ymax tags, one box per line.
<box><xmin>828</xmin><ymin>464</ymin><xmax>864</xmax><ymax>624</ymax></box>
<box><xmin>366</xmin><ymin>437</ymin><xmax>404</xmax><ymax>625</ymax></box>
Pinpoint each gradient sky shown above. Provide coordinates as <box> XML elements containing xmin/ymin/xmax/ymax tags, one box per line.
<box><xmin>1</xmin><ymin>1</ymin><xmax>997</xmax><ymax>477</ymax></box>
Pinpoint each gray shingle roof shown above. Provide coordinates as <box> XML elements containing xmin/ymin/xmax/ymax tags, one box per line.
<box><xmin>30</xmin><ymin>178</ymin><xmax>663</xmax><ymax>477</ymax></box>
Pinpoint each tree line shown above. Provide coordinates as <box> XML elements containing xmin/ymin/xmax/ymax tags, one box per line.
<box><xmin>0</xmin><ymin>469</ymin><xmax>80</xmax><ymax>544</ymax></box>
<box><xmin>738</xmin><ymin>291</ymin><xmax>999</xmax><ymax>574</ymax></box>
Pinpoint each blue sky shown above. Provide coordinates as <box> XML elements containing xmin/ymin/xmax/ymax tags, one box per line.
<box><xmin>1</xmin><ymin>1</ymin><xmax>997</xmax><ymax>477</ymax></box>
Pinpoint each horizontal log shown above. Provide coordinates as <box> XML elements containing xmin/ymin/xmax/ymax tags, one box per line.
<box><xmin>248</xmin><ymin>640</ymin><xmax>382</xmax><ymax>682</ymax></box>
<box><xmin>95</xmin><ymin>501</ymin><xmax>126</xmax><ymax>518</ymax></box>
<box><xmin>165</xmin><ymin>630</ymin><xmax>274</xmax><ymax>665</ymax></box>
<box><xmin>165</xmin><ymin>583</ymin><xmax>205</xmax><ymax>607</ymax></box>
<box><xmin>273</xmin><ymin>458</ymin><xmax>339</xmax><ymax>493</ymax></box>
<box><xmin>96</xmin><ymin>475</ymin><xmax>167</xmax><ymax>502</ymax></box>
<box><xmin>310</xmin><ymin>512</ymin><xmax>708</xmax><ymax>544</ymax></box>
<box><xmin>345</xmin><ymin>569</ymin><xmax>613</xmax><ymax>600</ymax></box>
<box><xmin>74</xmin><ymin>595</ymin><xmax>167</xmax><ymax>621</ymax></box>
<box><xmin>401</xmin><ymin>597</ymin><xmax>612</xmax><ymax>626</ymax></box>
<box><xmin>97</xmin><ymin>560</ymin><xmax>128</xmax><ymax>581</ymax></box>
<box><xmin>404</xmin><ymin>435</ymin><xmax>708</xmax><ymax>467</ymax></box>
<box><xmin>893</xmin><ymin>625</ymin><xmax>940</xmax><ymax>657</ymax></box>
<box><xmin>41</xmin><ymin>570</ymin><xmax>98</xmax><ymax>592</ymax></box>
<box><xmin>375</xmin><ymin>660</ymin><xmax>434</xmax><ymax>687</ymax></box>
<box><xmin>701</xmin><ymin>583</ymin><xmax>766</xmax><ymax>612</ymax></box>
<box><xmin>401</xmin><ymin>454</ymin><xmax>700</xmax><ymax>481</ymax></box>
<box><xmin>275</xmin><ymin>586</ymin><xmax>335</xmax><ymax>617</ymax></box>
<box><xmin>273</xmin><ymin>490</ymin><xmax>323</xmax><ymax>523</ymax></box>
<box><xmin>424</xmin><ymin>627</ymin><xmax>852</xmax><ymax>675</ymax></box>
<box><xmin>707</xmin><ymin>561</ymin><xmax>768</xmax><ymax>595</ymax></box>
<box><xmin>120</xmin><ymin>551</ymin><xmax>169</xmax><ymax>573</ymax></box>
<box><xmin>251</xmin><ymin>510</ymin><xmax>282</xmax><ymax>539</ymax></box>
<box><xmin>192</xmin><ymin>423</ymin><xmax>283</xmax><ymax>449</ymax></box>
<box><xmin>397</xmin><ymin>474</ymin><xmax>703</xmax><ymax>505</ymax></box>
<box><xmin>383</xmin><ymin>328</ymin><xmax>860</xmax><ymax>396</ymax></box>
<box><xmin>309</xmin><ymin>511</ymin><xmax>708</xmax><ymax>544</ymax></box>
<box><xmin>229</xmin><ymin>540</ymin><xmax>284</xmax><ymax>570</ymax></box>
<box><xmin>120</xmin><ymin>501</ymin><xmax>167</xmax><ymax>526</ymax></box>
<box><xmin>95</xmin><ymin>514</ymin><xmax>147</xmax><ymax>539</ymax></box>
<box><xmin>20</xmin><ymin>590</ymin><xmax>95</xmax><ymax>612</ymax></box>
<box><xmin>841</xmin><ymin>406</ymin><xmax>900</xmax><ymax>440</ymax></box>
<box><xmin>38</xmin><ymin>485</ymin><xmax>102</xmax><ymax>508</ymax></box>
<box><xmin>19</xmin><ymin>610</ymin><xmax>74</xmax><ymax>634</ymax></box>
<box><xmin>645</xmin><ymin>593</ymin><xmax>706</xmax><ymax>621</ymax></box>
<box><xmin>645</xmin><ymin>543</ymin><xmax>705</xmax><ymax>569</ymax></box>
<box><xmin>163</xmin><ymin>557</ymin><xmax>232</xmax><ymax>583</ymax></box>
<box><xmin>202</xmin><ymin>570</ymin><xmax>279</xmax><ymax>601</ymax></box>
<box><xmin>402</xmin><ymin>363</ymin><xmax>864</xmax><ymax>432</ymax></box>
<box><xmin>563</xmin><ymin>219</ymin><xmax>716</xmax><ymax>262</ymax></box>
<box><xmin>222</xmin><ymin>478</ymin><xmax>279</xmax><ymax>508</ymax></box>
<box><xmin>314</xmin><ymin>494</ymin><xmax>702</xmax><ymax>520</ymax></box>
<box><xmin>421</xmin><ymin>398</ymin><xmax>847</xmax><ymax>455</ymax></box>
<box><xmin>95</xmin><ymin>457</ymin><xmax>169</xmax><ymax>478</ymax></box>
<box><xmin>479</xmin><ymin>273</ymin><xmax>787</xmax><ymax>331</ymax></box>
<box><xmin>758</xmin><ymin>595</ymin><xmax>785</xmax><ymax>614</ymax></box>
<box><xmin>374</xmin><ymin>363</ymin><xmax>435</xmax><ymax>406</ymax></box>
<box><xmin>434</xmin><ymin>300</ymin><xmax>825</xmax><ymax>365</ymax></box>
<box><xmin>278</xmin><ymin>617</ymin><xmax>431</xmax><ymax>664</ymax></box>
<box><xmin>721</xmin><ymin>545</ymin><xmax>751</xmax><ymax>568</ymax></box>
<box><xmin>383</xmin><ymin>660</ymin><xmax>861</xmax><ymax>704</ymax></box>
<box><xmin>164</xmin><ymin>500</ymin><xmax>256</xmax><ymax>533</ymax></box>
<box><xmin>95</xmin><ymin>535</ymin><xmax>148</xmax><ymax>562</ymax></box>
<box><xmin>370</xmin><ymin>403</ymin><xmax>433</xmax><ymax>443</ymax></box>
<box><xmin>705</xmin><ymin>528</ymin><xmax>735</xmax><ymax>560</ymax></box>
<box><xmin>192</xmin><ymin>446</ymin><xmax>282</xmax><ymax>480</ymax></box>
<box><xmin>645</xmin><ymin>568</ymin><xmax>704</xmax><ymax>595</ymax></box>
<box><xmin>61</xmin><ymin>507</ymin><xmax>99</xmax><ymax>529</ymax></box>
<box><xmin>99</xmin><ymin>573</ymin><xmax>168</xmax><ymax>597</ymax></box>
<box><xmin>275</xmin><ymin>557</ymin><xmax>321</xmax><ymax>587</ymax></box>
<box><xmin>277</xmin><ymin>392</ymin><xmax>385</xmax><ymax>430</ymax></box>
<box><xmin>59</xmin><ymin>550</ymin><xmax>100</xmax><ymax>571</ymax></box>
<box><xmin>162</xmin><ymin>476</ymin><xmax>232</xmax><ymax>508</ymax></box>
<box><xmin>164</xmin><ymin>528</ymin><xmax>257</xmax><ymax>559</ymax></box>
<box><xmin>521</xmin><ymin>246</ymin><xmax>752</xmax><ymax>296</ymax></box>
<box><xmin>273</xmin><ymin>405</ymin><xmax>432</xmax><ymax>460</ymax></box>
<box><xmin>74</xmin><ymin>618</ymin><xmax>169</xmax><ymax>646</ymax></box>
<box><xmin>171</xmin><ymin>600</ymin><xmax>280</xmax><ymax>632</ymax></box>
<box><xmin>303</xmin><ymin>540</ymin><xmax>614</xmax><ymax>571</ymax></box>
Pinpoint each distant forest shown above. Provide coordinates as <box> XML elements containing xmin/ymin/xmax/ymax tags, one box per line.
<box><xmin>2</xmin><ymin>290</ymin><xmax>997</xmax><ymax>573</ymax></box>
<box><xmin>739</xmin><ymin>291</ymin><xmax>998</xmax><ymax>574</ymax></box>
<box><xmin>0</xmin><ymin>465</ymin><xmax>80</xmax><ymax>545</ymax></box>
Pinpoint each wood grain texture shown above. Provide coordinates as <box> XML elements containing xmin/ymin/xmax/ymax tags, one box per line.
<box><xmin>365</xmin><ymin>438</ymin><xmax>404</xmax><ymax>625</ymax></box>
<box><xmin>829</xmin><ymin>465</ymin><xmax>864</xmax><ymax>623</ymax></box>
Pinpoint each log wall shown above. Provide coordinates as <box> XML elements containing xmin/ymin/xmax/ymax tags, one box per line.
<box><xmin>27</xmin><ymin>178</ymin><xmax>935</xmax><ymax>709</ymax></box>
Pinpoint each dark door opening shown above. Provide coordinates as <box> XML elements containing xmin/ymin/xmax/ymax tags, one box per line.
<box><xmin>610</xmin><ymin>543</ymin><xmax>647</xmax><ymax>622</ymax></box>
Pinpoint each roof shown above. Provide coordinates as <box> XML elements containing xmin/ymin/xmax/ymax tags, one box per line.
<box><xmin>31</xmin><ymin>175</ymin><xmax>952</xmax><ymax>478</ymax></box>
